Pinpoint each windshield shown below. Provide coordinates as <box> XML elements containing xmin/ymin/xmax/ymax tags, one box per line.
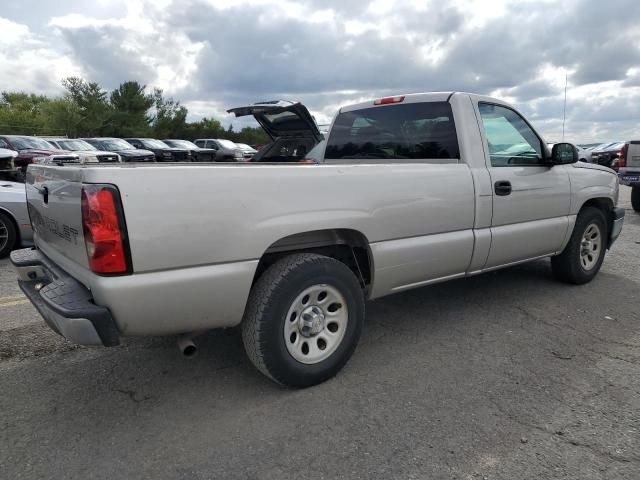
<box><xmin>217</xmin><ymin>139</ymin><xmax>237</xmax><ymax>149</ymax></box>
<box><xmin>165</xmin><ymin>140</ymin><xmax>197</xmax><ymax>149</ymax></box>
<box><xmin>12</xmin><ymin>137</ymin><xmax>55</xmax><ymax>150</ymax></box>
<box><xmin>141</xmin><ymin>139</ymin><xmax>170</xmax><ymax>149</ymax></box>
<box><xmin>99</xmin><ymin>138</ymin><xmax>135</xmax><ymax>150</ymax></box>
<box><xmin>57</xmin><ymin>139</ymin><xmax>96</xmax><ymax>151</ymax></box>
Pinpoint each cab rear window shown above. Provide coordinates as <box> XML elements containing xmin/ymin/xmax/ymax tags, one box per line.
<box><xmin>325</xmin><ymin>102</ymin><xmax>460</xmax><ymax>161</ymax></box>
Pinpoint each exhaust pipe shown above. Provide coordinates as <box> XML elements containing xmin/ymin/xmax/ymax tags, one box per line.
<box><xmin>177</xmin><ymin>334</ymin><xmax>198</xmax><ymax>358</ymax></box>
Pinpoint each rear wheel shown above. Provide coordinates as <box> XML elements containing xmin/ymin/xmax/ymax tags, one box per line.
<box><xmin>242</xmin><ymin>253</ymin><xmax>364</xmax><ymax>387</ymax></box>
<box><xmin>632</xmin><ymin>186</ymin><xmax>640</xmax><ymax>212</ymax></box>
<box><xmin>0</xmin><ymin>212</ymin><xmax>17</xmax><ymax>258</ymax></box>
<box><xmin>551</xmin><ymin>207</ymin><xmax>607</xmax><ymax>284</ymax></box>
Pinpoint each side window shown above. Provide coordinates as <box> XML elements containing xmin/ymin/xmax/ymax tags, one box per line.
<box><xmin>324</xmin><ymin>101</ymin><xmax>460</xmax><ymax>162</ymax></box>
<box><xmin>0</xmin><ymin>138</ymin><xmax>8</xmax><ymax>149</ymax></box>
<box><xmin>478</xmin><ymin>103</ymin><xmax>543</xmax><ymax>167</ymax></box>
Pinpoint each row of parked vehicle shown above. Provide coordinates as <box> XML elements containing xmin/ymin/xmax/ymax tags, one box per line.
<box><xmin>575</xmin><ymin>141</ymin><xmax>635</xmax><ymax>170</ymax></box>
<box><xmin>0</xmin><ymin>135</ymin><xmax>260</xmax><ymax>174</ymax></box>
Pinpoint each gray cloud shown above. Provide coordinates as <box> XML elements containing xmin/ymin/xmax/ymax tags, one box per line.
<box><xmin>3</xmin><ymin>0</ymin><xmax>640</xmax><ymax>142</ymax></box>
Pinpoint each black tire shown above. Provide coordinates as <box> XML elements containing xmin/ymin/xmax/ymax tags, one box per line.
<box><xmin>242</xmin><ymin>253</ymin><xmax>365</xmax><ymax>387</ymax></box>
<box><xmin>632</xmin><ymin>186</ymin><xmax>640</xmax><ymax>212</ymax></box>
<box><xmin>551</xmin><ymin>207</ymin><xmax>607</xmax><ymax>284</ymax></box>
<box><xmin>0</xmin><ymin>211</ymin><xmax>17</xmax><ymax>258</ymax></box>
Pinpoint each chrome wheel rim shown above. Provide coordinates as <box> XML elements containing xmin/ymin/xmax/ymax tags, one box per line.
<box><xmin>0</xmin><ymin>220</ymin><xmax>8</xmax><ymax>252</ymax></box>
<box><xmin>284</xmin><ymin>284</ymin><xmax>348</xmax><ymax>364</ymax></box>
<box><xmin>580</xmin><ymin>223</ymin><xmax>602</xmax><ymax>271</ymax></box>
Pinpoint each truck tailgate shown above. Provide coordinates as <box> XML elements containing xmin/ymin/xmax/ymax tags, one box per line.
<box><xmin>26</xmin><ymin>165</ymin><xmax>89</xmax><ymax>270</ymax></box>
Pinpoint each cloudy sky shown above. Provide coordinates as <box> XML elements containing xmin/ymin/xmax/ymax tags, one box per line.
<box><xmin>1</xmin><ymin>0</ymin><xmax>639</xmax><ymax>142</ymax></box>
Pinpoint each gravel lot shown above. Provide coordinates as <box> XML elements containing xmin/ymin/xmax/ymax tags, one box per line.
<box><xmin>1</xmin><ymin>187</ymin><xmax>638</xmax><ymax>479</ymax></box>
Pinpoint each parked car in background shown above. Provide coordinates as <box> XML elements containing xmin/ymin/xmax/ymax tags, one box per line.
<box><xmin>228</xmin><ymin>100</ymin><xmax>323</xmax><ymax>162</ymax></box>
<box><xmin>125</xmin><ymin>138</ymin><xmax>191</xmax><ymax>162</ymax></box>
<box><xmin>576</xmin><ymin>145</ymin><xmax>592</xmax><ymax>163</ymax></box>
<box><xmin>0</xmin><ymin>180</ymin><xmax>33</xmax><ymax>257</ymax></box>
<box><xmin>617</xmin><ymin>141</ymin><xmax>640</xmax><ymax>212</ymax></box>
<box><xmin>162</xmin><ymin>139</ymin><xmax>217</xmax><ymax>162</ymax></box>
<box><xmin>12</xmin><ymin>92</ymin><xmax>624</xmax><ymax>387</ymax></box>
<box><xmin>45</xmin><ymin>138</ymin><xmax>121</xmax><ymax>163</ymax></box>
<box><xmin>0</xmin><ymin>135</ymin><xmax>67</xmax><ymax>172</ymax></box>
<box><xmin>82</xmin><ymin>138</ymin><xmax>156</xmax><ymax>162</ymax></box>
<box><xmin>235</xmin><ymin>143</ymin><xmax>258</xmax><ymax>161</ymax></box>
<box><xmin>33</xmin><ymin>153</ymin><xmax>81</xmax><ymax>166</ymax></box>
<box><xmin>591</xmin><ymin>142</ymin><xmax>623</xmax><ymax>168</ymax></box>
<box><xmin>193</xmin><ymin>138</ymin><xmax>244</xmax><ymax>161</ymax></box>
<box><xmin>579</xmin><ymin>143</ymin><xmax>602</xmax><ymax>151</ymax></box>
<box><xmin>0</xmin><ymin>148</ymin><xmax>17</xmax><ymax>173</ymax></box>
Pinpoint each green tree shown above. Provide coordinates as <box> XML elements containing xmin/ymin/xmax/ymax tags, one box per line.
<box><xmin>0</xmin><ymin>92</ymin><xmax>50</xmax><ymax>134</ymax></box>
<box><xmin>151</xmin><ymin>88</ymin><xmax>188</xmax><ymax>139</ymax></box>
<box><xmin>42</xmin><ymin>97</ymin><xmax>83</xmax><ymax>137</ymax></box>
<box><xmin>109</xmin><ymin>81</ymin><xmax>154</xmax><ymax>137</ymax></box>
<box><xmin>0</xmin><ymin>77</ymin><xmax>273</xmax><ymax>146</ymax></box>
<box><xmin>62</xmin><ymin>77</ymin><xmax>111</xmax><ymax>136</ymax></box>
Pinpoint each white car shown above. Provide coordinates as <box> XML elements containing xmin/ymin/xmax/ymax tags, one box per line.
<box><xmin>0</xmin><ymin>180</ymin><xmax>33</xmax><ymax>257</ymax></box>
<box><xmin>576</xmin><ymin>145</ymin><xmax>592</xmax><ymax>163</ymax></box>
<box><xmin>0</xmin><ymin>148</ymin><xmax>17</xmax><ymax>173</ymax></box>
<box><xmin>235</xmin><ymin>143</ymin><xmax>258</xmax><ymax>161</ymax></box>
<box><xmin>45</xmin><ymin>138</ymin><xmax>121</xmax><ymax>163</ymax></box>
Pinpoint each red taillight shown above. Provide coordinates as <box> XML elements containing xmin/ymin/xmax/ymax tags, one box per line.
<box><xmin>374</xmin><ymin>95</ymin><xmax>405</xmax><ymax>105</ymax></box>
<box><xmin>81</xmin><ymin>184</ymin><xmax>130</xmax><ymax>274</ymax></box>
<box><xmin>618</xmin><ymin>143</ymin><xmax>628</xmax><ymax>168</ymax></box>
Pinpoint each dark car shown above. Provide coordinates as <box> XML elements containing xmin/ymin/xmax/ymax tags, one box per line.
<box><xmin>81</xmin><ymin>138</ymin><xmax>156</xmax><ymax>162</ymax></box>
<box><xmin>125</xmin><ymin>138</ymin><xmax>191</xmax><ymax>162</ymax></box>
<box><xmin>591</xmin><ymin>142</ymin><xmax>626</xmax><ymax>170</ymax></box>
<box><xmin>0</xmin><ymin>135</ymin><xmax>68</xmax><ymax>171</ymax></box>
<box><xmin>162</xmin><ymin>139</ymin><xmax>217</xmax><ymax>162</ymax></box>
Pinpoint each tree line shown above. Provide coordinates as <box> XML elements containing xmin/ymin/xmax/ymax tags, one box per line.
<box><xmin>0</xmin><ymin>78</ymin><xmax>270</xmax><ymax>145</ymax></box>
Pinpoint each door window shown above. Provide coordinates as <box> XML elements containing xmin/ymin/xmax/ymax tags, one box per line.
<box><xmin>479</xmin><ymin>103</ymin><xmax>543</xmax><ymax>167</ymax></box>
<box><xmin>0</xmin><ymin>138</ymin><xmax>8</xmax><ymax>148</ymax></box>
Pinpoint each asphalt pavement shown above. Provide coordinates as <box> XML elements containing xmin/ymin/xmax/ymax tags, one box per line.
<box><xmin>1</xmin><ymin>187</ymin><xmax>638</xmax><ymax>479</ymax></box>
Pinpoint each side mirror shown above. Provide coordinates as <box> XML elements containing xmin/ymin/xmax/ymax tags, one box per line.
<box><xmin>551</xmin><ymin>143</ymin><xmax>578</xmax><ymax>165</ymax></box>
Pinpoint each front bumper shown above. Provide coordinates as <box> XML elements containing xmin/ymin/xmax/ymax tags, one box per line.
<box><xmin>10</xmin><ymin>248</ymin><xmax>119</xmax><ymax>346</ymax></box>
<box><xmin>618</xmin><ymin>170</ymin><xmax>640</xmax><ymax>186</ymax></box>
<box><xmin>608</xmin><ymin>207</ymin><xmax>625</xmax><ymax>248</ymax></box>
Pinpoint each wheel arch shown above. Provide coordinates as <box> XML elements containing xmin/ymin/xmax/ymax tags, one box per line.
<box><xmin>253</xmin><ymin>228</ymin><xmax>374</xmax><ymax>296</ymax></box>
<box><xmin>579</xmin><ymin>197</ymin><xmax>614</xmax><ymax>235</ymax></box>
<box><xmin>0</xmin><ymin>206</ymin><xmax>20</xmax><ymax>244</ymax></box>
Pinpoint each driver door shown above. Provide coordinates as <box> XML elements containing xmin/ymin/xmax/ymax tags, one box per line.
<box><xmin>477</xmin><ymin>103</ymin><xmax>571</xmax><ymax>269</ymax></box>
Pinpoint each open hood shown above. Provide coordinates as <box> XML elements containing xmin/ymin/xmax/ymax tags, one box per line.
<box><xmin>227</xmin><ymin>100</ymin><xmax>323</xmax><ymax>142</ymax></box>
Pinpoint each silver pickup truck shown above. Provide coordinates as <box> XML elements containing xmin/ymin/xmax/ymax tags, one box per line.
<box><xmin>11</xmin><ymin>92</ymin><xmax>625</xmax><ymax>387</ymax></box>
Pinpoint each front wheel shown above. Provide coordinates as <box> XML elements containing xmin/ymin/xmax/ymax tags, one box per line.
<box><xmin>632</xmin><ymin>186</ymin><xmax>640</xmax><ymax>212</ymax></box>
<box><xmin>551</xmin><ymin>207</ymin><xmax>607</xmax><ymax>284</ymax></box>
<box><xmin>242</xmin><ymin>253</ymin><xmax>364</xmax><ymax>387</ymax></box>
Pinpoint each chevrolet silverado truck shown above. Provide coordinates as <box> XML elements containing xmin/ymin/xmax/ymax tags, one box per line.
<box><xmin>11</xmin><ymin>92</ymin><xmax>625</xmax><ymax>387</ymax></box>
